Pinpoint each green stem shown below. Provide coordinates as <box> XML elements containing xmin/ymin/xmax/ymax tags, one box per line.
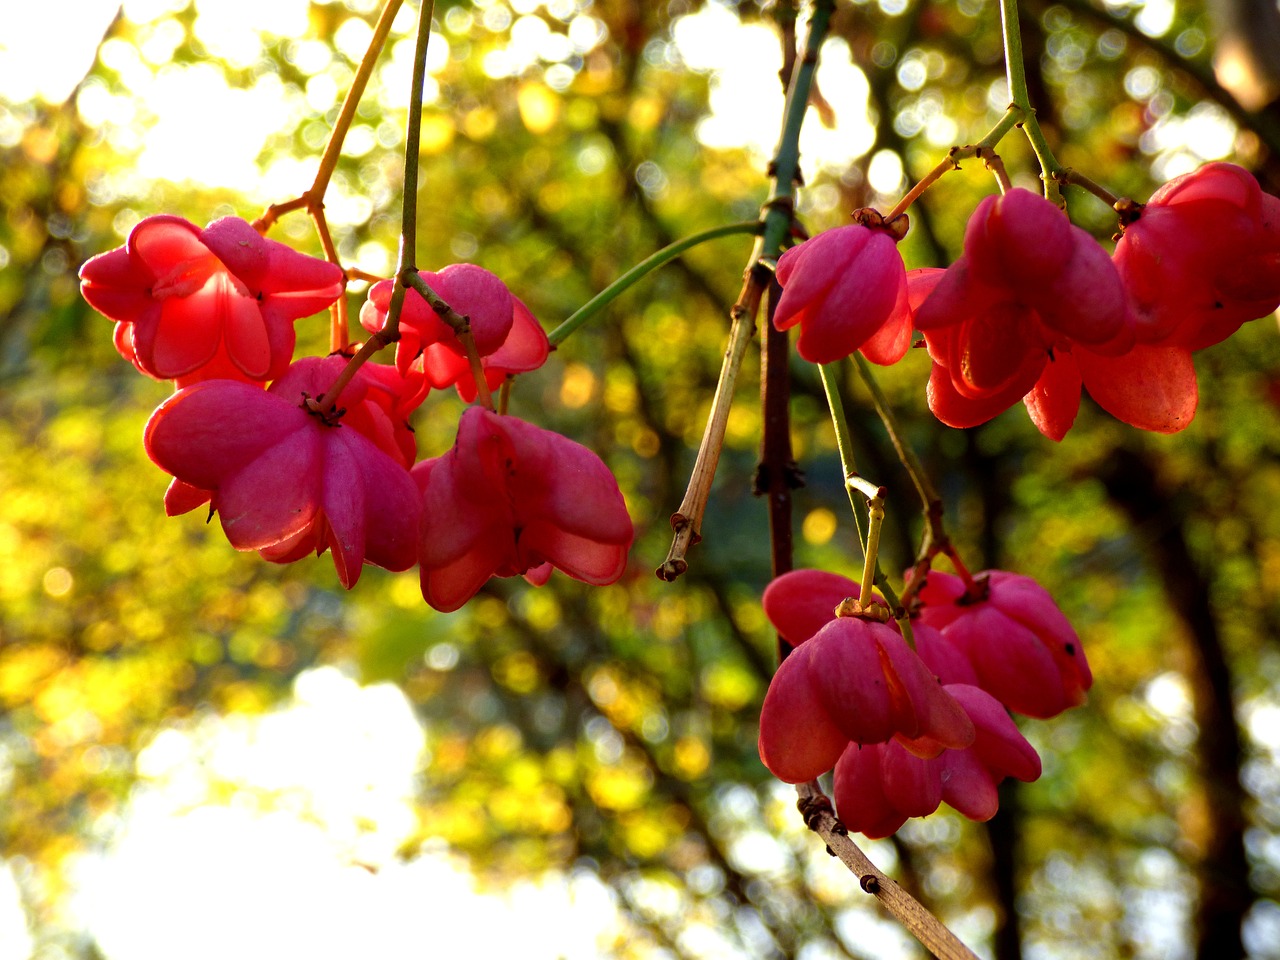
<box><xmin>818</xmin><ymin>362</ymin><xmax>866</xmax><ymax>550</ymax></box>
<box><xmin>852</xmin><ymin>355</ymin><xmax>936</xmax><ymax>511</ymax></box>
<box><xmin>547</xmin><ymin>220</ymin><xmax>761</xmax><ymax>346</ymax></box>
<box><xmin>817</xmin><ymin>363</ymin><xmax>914</xmax><ymax>644</ymax></box>
<box><xmin>758</xmin><ymin>0</ymin><xmax>836</xmax><ymax>261</ymax></box>
<box><xmin>996</xmin><ymin>0</ymin><xmax>1062</xmax><ymax>197</ymax></box>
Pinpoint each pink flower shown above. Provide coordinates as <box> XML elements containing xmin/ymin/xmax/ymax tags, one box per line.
<box><xmin>1113</xmin><ymin>162</ymin><xmax>1280</xmax><ymax>350</ymax></box>
<box><xmin>914</xmin><ymin>570</ymin><xmax>1092</xmax><ymax>719</ymax></box>
<box><xmin>761</xmin><ymin>568</ymin><xmax>865</xmax><ymax>646</ymax></box>
<box><xmin>773</xmin><ymin>214</ymin><xmax>911</xmax><ymax>366</ymax></box>
<box><xmin>80</xmin><ymin>216</ymin><xmax>344</xmax><ymax>385</ymax></box>
<box><xmin>832</xmin><ymin>683</ymin><xmax>1042</xmax><ymax>838</ymax></box>
<box><xmin>398</xmin><ymin>295</ymin><xmax>551</xmax><ymax>407</ymax></box>
<box><xmin>913</xmin><ymin>188</ymin><xmax>1199</xmax><ymax>438</ymax></box>
<box><xmin>355</xmin><ymin>263</ymin><xmax>545</xmax><ymax>391</ymax></box>
<box><xmin>415</xmin><ymin>407</ymin><xmax>633</xmax><ymax>612</ymax></box>
<box><xmin>757</xmin><ymin>615</ymin><xmax>975</xmax><ymax>784</ymax></box>
<box><xmin>144</xmin><ymin>357</ymin><xmax>421</xmax><ymax>588</ymax></box>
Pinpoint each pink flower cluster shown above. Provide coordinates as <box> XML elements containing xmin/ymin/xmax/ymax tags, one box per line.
<box><xmin>81</xmin><ymin>215</ymin><xmax>632</xmax><ymax>606</ymax></box>
<box><xmin>772</xmin><ymin>163</ymin><xmax>1280</xmax><ymax>439</ymax></box>
<box><xmin>757</xmin><ymin>567</ymin><xmax>1090</xmax><ymax>837</ymax></box>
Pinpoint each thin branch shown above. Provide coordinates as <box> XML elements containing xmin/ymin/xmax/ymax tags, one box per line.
<box><xmin>796</xmin><ymin>783</ymin><xmax>981</xmax><ymax>960</ymax></box>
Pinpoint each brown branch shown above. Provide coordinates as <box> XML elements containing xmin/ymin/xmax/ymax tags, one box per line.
<box><xmin>796</xmin><ymin>782</ymin><xmax>982</xmax><ymax>960</ymax></box>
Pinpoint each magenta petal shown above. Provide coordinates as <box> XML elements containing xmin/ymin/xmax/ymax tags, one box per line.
<box><xmin>809</xmin><ymin>619</ymin><xmax>899</xmax><ymax>744</ymax></box>
<box><xmin>434</xmin><ymin>264</ymin><xmax>515</xmax><ymax>356</ymax></box>
<box><xmin>939</xmin><ymin>748</ymin><xmax>1000</xmax><ymax>821</ymax></box>
<box><xmin>912</xmin><ymin>623</ymin><xmax>979</xmax><ymax>686</ymax></box>
<box><xmin>877</xmin><ymin>631</ymin><xmax>974</xmax><ymax>749</ymax></box>
<box><xmin>1077</xmin><ymin>342</ymin><xmax>1198</xmax><ymax>433</ymax></box>
<box><xmin>880</xmin><ymin>738</ymin><xmax>943</xmax><ymax>817</ymax></box>
<box><xmin>773</xmin><ymin>228</ymin><xmax>869</xmax><ymax>331</ymax></box>
<box><xmin>201</xmin><ymin>216</ymin><xmax>344</xmax><ymax>317</ymax></box>
<box><xmin>925</xmin><ymin>357</ymin><xmax>1028</xmax><ymax>429</ymax></box>
<box><xmin>501</xmin><ymin>414</ymin><xmax>633</xmax><ymax>547</ymax></box>
<box><xmin>947</xmin><ymin>684</ymin><xmax>1042</xmax><ymax>784</ymax></box>
<box><xmin>79</xmin><ymin>247</ymin><xmax>154</xmax><ymax>321</ymax></box>
<box><xmin>1022</xmin><ymin>349</ymin><xmax>1082</xmax><ymax>441</ymax></box>
<box><xmin>215</xmin><ymin>429</ymin><xmax>323</xmax><ymax>551</ymax></box>
<box><xmin>761</xmin><ymin>569</ymin><xmax>861</xmax><ymax>647</ymax></box>
<box><xmin>833</xmin><ymin>744</ymin><xmax>909</xmax><ymax>839</ymax></box>
<box><xmin>988</xmin><ymin>572</ymin><xmax>1092</xmax><ymax>701</ymax></box>
<box><xmin>320</xmin><ymin>432</ymin><xmax>368</xmax><ymax>589</ymax></box>
<box><xmin>758</xmin><ymin>641</ymin><xmax>851</xmax><ymax>782</ymax></box>
<box><xmin>164</xmin><ymin>478</ymin><xmax>211</xmax><ymax>516</ymax></box>
<box><xmin>421</xmin><ymin>533</ymin><xmax>515</xmax><ymax>613</ymax></box>
<box><xmin>944</xmin><ymin>606</ymin><xmax>1069</xmax><ymax>718</ymax></box>
<box><xmin>129</xmin><ymin>215</ymin><xmax>208</xmax><ymax>276</ymax></box>
<box><xmin>145</xmin><ymin>381</ymin><xmax>306</xmax><ymax>488</ymax></box>
<box><xmin>518</xmin><ymin>522</ymin><xmax>629</xmax><ymax>584</ymax></box>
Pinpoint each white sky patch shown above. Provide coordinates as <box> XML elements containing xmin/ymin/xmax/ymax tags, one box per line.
<box><xmin>0</xmin><ymin>1</ymin><xmax>120</xmax><ymax>104</ymax></box>
<box><xmin>672</xmin><ymin>5</ymin><xmax>876</xmax><ymax>175</ymax></box>
<box><xmin>69</xmin><ymin>667</ymin><xmax>626</xmax><ymax>960</ymax></box>
<box><xmin>0</xmin><ymin>863</ymin><xmax>32</xmax><ymax>960</ymax></box>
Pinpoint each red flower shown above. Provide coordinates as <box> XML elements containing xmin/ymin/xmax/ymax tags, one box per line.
<box><xmin>397</xmin><ymin>295</ymin><xmax>550</xmax><ymax>408</ymax></box>
<box><xmin>415</xmin><ymin>407</ymin><xmax>633</xmax><ymax>612</ymax></box>
<box><xmin>757</xmin><ymin>615</ymin><xmax>975</xmax><ymax>784</ymax></box>
<box><xmin>761</xmin><ymin>568</ymin><xmax>866</xmax><ymax>646</ymax></box>
<box><xmin>1114</xmin><ymin>162</ymin><xmax>1280</xmax><ymax>351</ymax></box>
<box><xmin>144</xmin><ymin>357</ymin><xmax>420</xmax><ymax>588</ymax></box>
<box><xmin>914</xmin><ymin>570</ymin><xmax>1092</xmax><ymax>719</ymax></box>
<box><xmin>832</xmin><ymin>683</ymin><xmax>1042</xmax><ymax>838</ymax></box>
<box><xmin>80</xmin><ymin>216</ymin><xmax>344</xmax><ymax>385</ymax></box>
<box><xmin>773</xmin><ymin>216</ymin><xmax>911</xmax><ymax>366</ymax></box>
<box><xmin>361</xmin><ymin>266</ymin><xmax>548</xmax><ymax>405</ymax></box>
<box><xmin>913</xmin><ymin>188</ymin><xmax>1199</xmax><ymax>439</ymax></box>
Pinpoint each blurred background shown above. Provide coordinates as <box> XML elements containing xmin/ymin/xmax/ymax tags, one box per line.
<box><xmin>1</xmin><ymin>0</ymin><xmax>1279</xmax><ymax>957</ymax></box>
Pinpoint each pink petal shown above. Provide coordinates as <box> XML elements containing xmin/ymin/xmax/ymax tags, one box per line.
<box><xmin>517</xmin><ymin>521</ymin><xmax>630</xmax><ymax>584</ymax></box>
<box><xmin>758</xmin><ymin>641</ymin><xmax>851</xmax><ymax>782</ymax></box>
<box><xmin>833</xmin><ymin>744</ymin><xmax>909</xmax><ymax>839</ymax></box>
<box><xmin>1022</xmin><ymin>349</ymin><xmax>1082</xmax><ymax>441</ymax></box>
<box><xmin>433</xmin><ymin>264</ymin><xmax>515</xmax><ymax>356</ymax></box>
<box><xmin>761</xmin><ymin>569</ymin><xmax>861</xmax><ymax>646</ymax></box>
<box><xmin>144</xmin><ymin>381</ymin><xmax>306</xmax><ymax>489</ymax></box>
<box><xmin>164</xmin><ymin>478</ymin><xmax>211</xmax><ymax>516</ymax></box>
<box><xmin>925</xmin><ymin>356</ymin><xmax>1031</xmax><ymax>429</ymax></box>
<box><xmin>320</xmin><ymin>431</ymin><xmax>369</xmax><ymax>588</ymax></box>
<box><xmin>913</xmin><ymin>622</ymin><xmax>979</xmax><ymax>686</ymax></box>
<box><xmin>773</xmin><ymin>228</ymin><xmax>868</xmax><ymax>331</ymax></box>
<box><xmin>946</xmin><ymin>684</ymin><xmax>1042</xmax><ymax>784</ymax></box>
<box><xmin>1076</xmin><ymin>342</ymin><xmax>1198</xmax><ymax>433</ymax></box>
<box><xmin>939</xmin><ymin>748</ymin><xmax>1000</xmax><ymax>821</ymax></box>
<box><xmin>79</xmin><ymin>247</ymin><xmax>154</xmax><ymax>321</ymax></box>
<box><xmin>943</xmin><ymin>605</ymin><xmax>1070</xmax><ymax>718</ymax></box>
<box><xmin>880</xmin><ymin>739</ymin><xmax>943</xmax><ymax>817</ymax></box>
<box><xmin>214</xmin><ymin>428</ymin><xmax>323</xmax><ymax>551</ymax></box>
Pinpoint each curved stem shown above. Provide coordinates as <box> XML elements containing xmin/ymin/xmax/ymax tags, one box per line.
<box><xmin>997</xmin><ymin>0</ymin><xmax>1063</xmax><ymax>198</ymax></box>
<box><xmin>548</xmin><ymin>220</ymin><xmax>762</xmax><ymax>346</ymax></box>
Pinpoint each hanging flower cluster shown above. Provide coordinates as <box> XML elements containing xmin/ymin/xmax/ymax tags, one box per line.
<box><xmin>757</xmin><ymin>567</ymin><xmax>1087</xmax><ymax>838</ymax></box>
<box><xmin>772</xmin><ymin>162</ymin><xmax>1280</xmax><ymax>440</ymax></box>
<box><xmin>80</xmin><ymin>215</ymin><xmax>632</xmax><ymax>608</ymax></box>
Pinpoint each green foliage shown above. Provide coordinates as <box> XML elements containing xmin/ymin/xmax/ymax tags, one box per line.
<box><xmin>1</xmin><ymin>0</ymin><xmax>1279</xmax><ymax>956</ymax></box>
